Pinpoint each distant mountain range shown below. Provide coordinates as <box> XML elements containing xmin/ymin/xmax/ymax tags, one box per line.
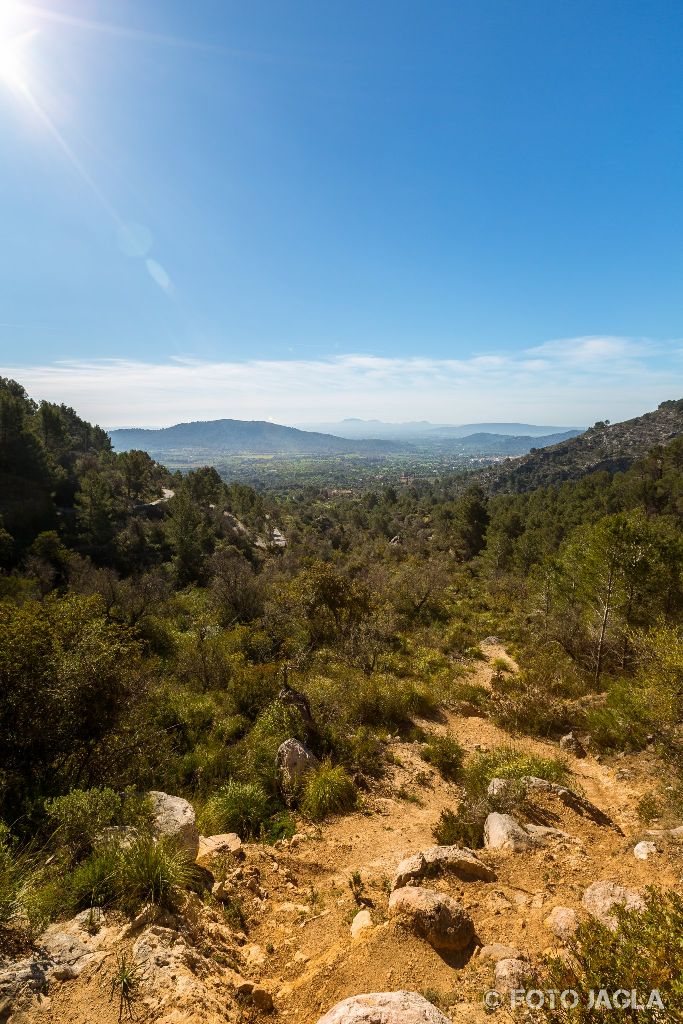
<box><xmin>109</xmin><ymin>418</ymin><xmax>581</xmax><ymax>460</ymax></box>
<box><xmin>487</xmin><ymin>399</ymin><xmax>683</xmax><ymax>491</ymax></box>
<box><xmin>296</xmin><ymin>419</ymin><xmax>581</xmax><ymax>440</ymax></box>
<box><xmin>109</xmin><ymin>419</ymin><xmax>403</xmax><ymax>456</ymax></box>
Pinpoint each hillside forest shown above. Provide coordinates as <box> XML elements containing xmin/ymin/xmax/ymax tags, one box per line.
<box><xmin>2</xmin><ymin>376</ymin><xmax>683</xmax><ymax>1021</ymax></box>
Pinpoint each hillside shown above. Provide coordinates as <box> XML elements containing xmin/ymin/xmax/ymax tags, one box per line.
<box><xmin>486</xmin><ymin>399</ymin><xmax>683</xmax><ymax>492</ymax></box>
<box><xmin>456</xmin><ymin>429</ymin><xmax>580</xmax><ymax>456</ymax></box>
<box><xmin>2</xmin><ymin>383</ymin><xmax>683</xmax><ymax>1023</ymax></box>
<box><xmin>109</xmin><ymin>419</ymin><xmax>404</xmax><ymax>456</ymax></box>
<box><xmin>5</xmin><ymin>643</ymin><xmax>682</xmax><ymax>1024</ymax></box>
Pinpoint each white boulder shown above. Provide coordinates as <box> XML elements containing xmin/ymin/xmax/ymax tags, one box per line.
<box><xmin>582</xmin><ymin>881</ymin><xmax>645</xmax><ymax>930</ymax></box>
<box><xmin>484</xmin><ymin>813</ymin><xmax>537</xmax><ymax>852</ymax></box>
<box><xmin>543</xmin><ymin>906</ymin><xmax>580</xmax><ymax>942</ymax></box>
<box><xmin>316</xmin><ymin>991</ymin><xmax>450</xmax><ymax>1023</ymax></box>
<box><xmin>148</xmin><ymin>791</ymin><xmax>199</xmax><ymax>860</ymax></box>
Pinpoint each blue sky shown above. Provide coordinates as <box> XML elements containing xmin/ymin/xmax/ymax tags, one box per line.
<box><xmin>1</xmin><ymin>0</ymin><xmax>682</xmax><ymax>426</ymax></box>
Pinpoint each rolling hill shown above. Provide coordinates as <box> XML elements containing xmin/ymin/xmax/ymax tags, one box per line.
<box><xmin>108</xmin><ymin>419</ymin><xmax>404</xmax><ymax>456</ymax></box>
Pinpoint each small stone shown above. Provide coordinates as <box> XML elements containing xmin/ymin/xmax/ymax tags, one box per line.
<box><xmin>196</xmin><ymin>833</ymin><xmax>242</xmax><ymax>866</ymax></box>
<box><xmin>484</xmin><ymin>813</ymin><xmax>537</xmax><ymax>852</ymax></box>
<box><xmin>543</xmin><ymin>906</ymin><xmax>580</xmax><ymax>942</ymax></box>
<box><xmin>350</xmin><ymin>910</ymin><xmax>374</xmax><ymax>940</ymax></box>
<box><xmin>634</xmin><ymin>841</ymin><xmax>657</xmax><ymax>861</ymax></box>
<box><xmin>316</xmin><ymin>992</ymin><xmax>450</xmax><ymax>1023</ymax></box>
<box><xmin>494</xmin><ymin>958</ymin><xmax>534</xmax><ymax>993</ymax></box>
<box><xmin>559</xmin><ymin>732</ymin><xmax>587</xmax><ymax>758</ymax></box>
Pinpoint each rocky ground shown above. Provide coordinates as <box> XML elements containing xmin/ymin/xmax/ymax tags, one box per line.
<box><xmin>3</xmin><ymin>642</ymin><xmax>682</xmax><ymax>1023</ymax></box>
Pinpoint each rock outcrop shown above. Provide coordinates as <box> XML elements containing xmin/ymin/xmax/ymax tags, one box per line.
<box><xmin>387</xmin><ymin>887</ymin><xmax>474</xmax><ymax>951</ymax></box>
<box><xmin>392</xmin><ymin>845</ymin><xmax>495</xmax><ymax>890</ymax></box>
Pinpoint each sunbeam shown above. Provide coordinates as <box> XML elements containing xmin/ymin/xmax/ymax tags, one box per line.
<box><xmin>19</xmin><ymin>1</ymin><xmax>249</xmax><ymax>56</ymax></box>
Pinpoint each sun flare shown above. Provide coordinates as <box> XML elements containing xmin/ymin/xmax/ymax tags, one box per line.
<box><xmin>0</xmin><ymin>2</ymin><xmax>36</xmax><ymax>93</ymax></box>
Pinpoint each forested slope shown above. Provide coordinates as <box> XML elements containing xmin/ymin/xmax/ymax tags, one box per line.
<box><xmin>485</xmin><ymin>398</ymin><xmax>683</xmax><ymax>491</ymax></box>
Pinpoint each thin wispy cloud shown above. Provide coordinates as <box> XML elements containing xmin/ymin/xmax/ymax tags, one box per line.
<box><xmin>2</xmin><ymin>337</ymin><xmax>680</xmax><ymax>429</ymax></box>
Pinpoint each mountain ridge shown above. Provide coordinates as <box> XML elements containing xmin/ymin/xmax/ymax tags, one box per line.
<box><xmin>486</xmin><ymin>399</ymin><xmax>683</xmax><ymax>491</ymax></box>
<box><xmin>109</xmin><ymin>418</ymin><xmax>405</xmax><ymax>455</ymax></box>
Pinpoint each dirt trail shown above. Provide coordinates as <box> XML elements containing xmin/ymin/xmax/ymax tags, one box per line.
<box><xmin>242</xmin><ymin>641</ymin><xmax>680</xmax><ymax>1022</ymax></box>
<box><xmin>15</xmin><ymin>642</ymin><xmax>682</xmax><ymax>1024</ymax></box>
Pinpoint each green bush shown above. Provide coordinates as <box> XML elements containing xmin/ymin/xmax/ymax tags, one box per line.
<box><xmin>433</xmin><ymin>802</ymin><xmax>489</xmax><ymax>849</ymax></box>
<box><xmin>117</xmin><ymin>837</ymin><xmax>194</xmax><ymax>913</ymax></box>
<box><xmin>66</xmin><ymin>837</ymin><xmax>193</xmax><ymax>915</ymax></box>
<box><xmin>200</xmin><ymin>780</ymin><xmax>272</xmax><ymax>838</ymax></box>
<box><xmin>420</xmin><ymin>735</ymin><xmax>465</xmax><ymax>780</ymax></box>
<box><xmin>44</xmin><ymin>787</ymin><xmax>123</xmax><ymax>856</ymax></box>
<box><xmin>433</xmin><ymin>777</ymin><xmax>527</xmax><ymax>849</ymax></box>
<box><xmin>489</xmin><ymin>647</ymin><xmax>587</xmax><ymax>738</ymax></box>
<box><xmin>301</xmin><ymin>762</ymin><xmax>357</xmax><ymax>821</ymax></box>
<box><xmin>463</xmin><ymin>745</ymin><xmax>569</xmax><ymax>799</ymax></box>
<box><xmin>446</xmin><ymin>680</ymin><xmax>490</xmax><ymax>712</ymax></box>
<box><xmin>67</xmin><ymin>844</ymin><xmax>120</xmax><ymax>911</ymax></box>
<box><xmin>329</xmin><ymin>725</ymin><xmax>387</xmax><ymax>780</ymax></box>
<box><xmin>585</xmin><ymin>682</ymin><xmax>652</xmax><ymax>751</ymax></box>
<box><xmin>542</xmin><ymin>888</ymin><xmax>683</xmax><ymax>1022</ymax></box>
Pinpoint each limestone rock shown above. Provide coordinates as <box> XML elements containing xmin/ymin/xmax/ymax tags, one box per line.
<box><xmin>350</xmin><ymin>909</ymin><xmax>374</xmax><ymax>939</ymax></box>
<box><xmin>478</xmin><ymin>943</ymin><xmax>525</xmax><ymax>962</ymax></box>
<box><xmin>645</xmin><ymin>825</ymin><xmax>683</xmax><ymax>841</ymax></box>
<box><xmin>559</xmin><ymin>732</ymin><xmax>587</xmax><ymax>758</ymax></box>
<box><xmin>148</xmin><ymin>790</ymin><xmax>199</xmax><ymax>860</ymax></box>
<box><xmin>197</xmin><ymin>832</ymin><xmax>242</xmax><ymax>866</ymax></box>
<box><xmin>275</xmin><ymin>738</ymin><xmax>319</xmax><ymax>802</ymax></box>
<box><xmin>525</xmin><ymin>824</ymin><xmax>573</xmax><ymax>842</ymax></box>
<box><xmin>484</xmin><ymin>813</ymin><xmax>537</xmax><ymax>852</ymax></box>
<box><xmin>494</xmin><ymin>958</ymin><xmax>534</xmax><ymax>993</ymax></box>
<box><xmin>582</xmin><ymin>881</ymin><xmax>645</xmax><ymax>930</ymax></box>
<box><xmin>392</xmin><ymin>845</ymin><xmax>495</xmax><ymax>890</ymax></box>
<box><xmin>316</xmin><ymin>991</ymin><xmax>451</xmax><ymax>1023</ymax></box>
<box><xmin>487</xmin><ymin>777</ymin><xmax>516</xmax><ymax>799</ymax></box>
<box><xmin>634</xmin><ymin>841</ymin><xmax>657</xmax><ymax>861</ymax></box>
<box><xmin>388</xmin><ymin>886</ymin><xmax>474</xmax><ymax>951</ymax></box>
<box><xmin>543</xmin><ymin>906</ymin><xmax>580</xmax><ymax>942</ymax></box>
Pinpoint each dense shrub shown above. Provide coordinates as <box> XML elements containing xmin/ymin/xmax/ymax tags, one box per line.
<box><xmin>44</xmin><ymin>787</ymin><xmax>123</xmax><ymax>856</ymax></box>
<box><xmin>199</xmin><ymin>780</ymin><xmax>272</xmax><ymax>838</ymax></box>
<box><xmin>301</xmin><ymin>762</ymin><xmax>357</xmax><ymax>821</ymax></box>
<box><xmin>420</xmin><ymin>735</ymin><xmax>465</xmax><ymax>780</ymax></box>
<box><xmin>542</xmin><ymin>889</ymin><xmax>683</xmax><ymax>1022</ymax></box>
<box><xmin>463</xmin><ymin>745</ymin><xmax>569</xmax><ymax>798</ymax></box>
